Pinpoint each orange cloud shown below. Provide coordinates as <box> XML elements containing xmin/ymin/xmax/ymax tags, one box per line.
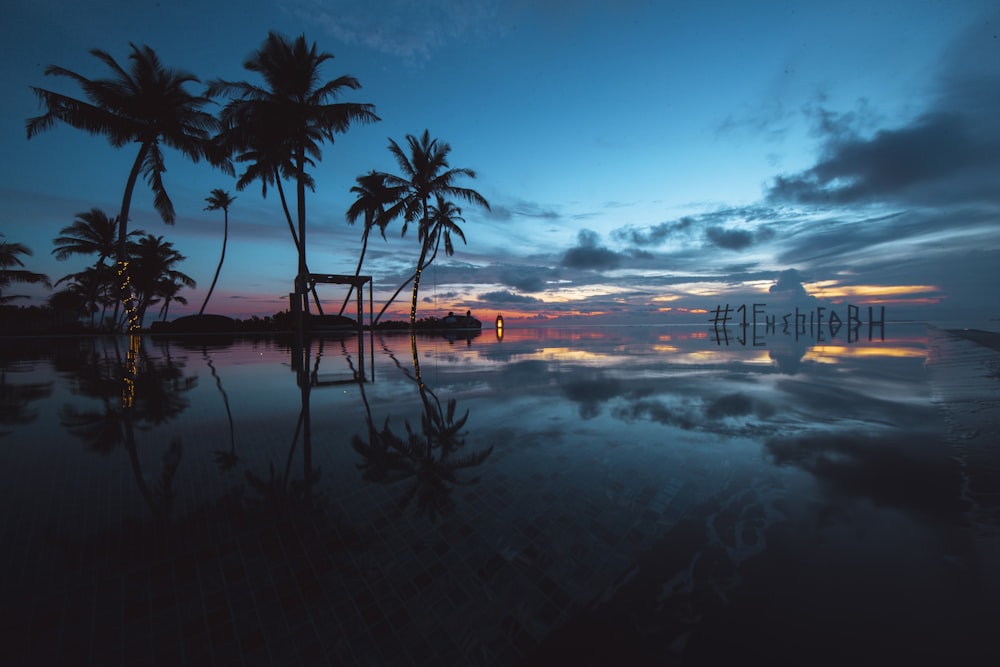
<box><xmin>804</xmin><ymin>282</ymin><xmax>941</xmax><ymax>302</ymax></box>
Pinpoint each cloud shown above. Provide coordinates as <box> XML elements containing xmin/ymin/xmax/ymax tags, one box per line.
<box><xmin>767</xmin><ymin>112</ymin><xmax>998</xmax><ymax>205</ymax></box>
<box><xmin>768</xmin><ymin>268</ymin><xmax>809</xmax><ymax>297</ymax></box>
<box><xmin>612</xmin><ymin>217</ymin><xmax>696</xmax><ymax>247</ymax></box>
<box><xmin>705</xmin><ymin>226</ymin><xmax>754</xmax><ymax>251</ymax></box>
<box><xmin>613</xmin><ymin>206</ymin><xmax>783</xmax><ymax>252</ymax></box>
<box><xmin>478</xmin><ymin>290</ymin><xmax>543</xmax><ymax>304</ymax></box>
<box><xmin>485</xmin><ymin>200</ymin><xmax>561</xmax><ymax>222</ymax></box>
<box><xmin>498</xmin><ymin>266</ymin><xmax>547</xmax><ymax>292</ymax></box>
<box><xmin>561</xmin><ymin>229</ymin><xmax>621</xmax><ymax>270</ymax></box>
<box><xmin>767</xmin><ymin>16</ymin><xmax>1000</xmax><ymax>208</ymax></box>
<box><xmin>289</xmin><ymin>0</ymin><xmax>503</xmax><ymax>60</ymax></box>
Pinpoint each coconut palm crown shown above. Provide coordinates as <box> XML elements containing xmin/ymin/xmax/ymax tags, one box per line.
<box><xmin>1</xmin><ymin>235</ymin><xmax>51</xmax><ymax>304</ymax></box>
<box><xmin>208</xmin><ymin>32</ymin><xmax>379</xmax><ymax>317</ymax></box>
<box><xmin>26</xmin><ymin>43</ymin><xmax>230</xmax><ymax>329</ymax></box>
<box><xmin>375</xmin><ymin>130</ymin><xmax>490</xmax><ymax>325</ymax></box>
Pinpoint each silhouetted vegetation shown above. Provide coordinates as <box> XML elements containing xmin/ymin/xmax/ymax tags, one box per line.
<box><xmin>27</xmin><ymin>43</ymin><xmax>231</xmax><ymax>331</ymax></box>
<box><xmin>0</xmin><ymin>234</ymin><xmax>50</xmax><ymax>305</ymax></box>
<box><xmin>199</xmin><ymin>189</ymin><xmax>236</xmax><ymax>315</ymax></box>
<box><xmin>24</xmin><ymin>34</ymin><xmax>491</xmax><ymax>334</ymax></box>
<box><xmin>208</xmin><ymin>32</ymin><xmax>379</xmax><ymax>322</ymax></box>
<box><xmin>361</xmin><ymin>130</ymin><xmax>491</xmax><ymax>326</ymax></box>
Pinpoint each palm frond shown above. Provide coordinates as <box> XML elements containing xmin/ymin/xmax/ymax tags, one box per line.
<box><xmin>143</xmin><ymin>142</ymin><xmax>175</xmax><ymax>224</ymax></box>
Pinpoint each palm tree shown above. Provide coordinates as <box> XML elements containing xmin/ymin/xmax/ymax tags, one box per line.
<box><xmin>52</xmin><ymin>208</ymin><xmax>126</xmax><ymax>264</ymax></box>
<box><xmin>157</xmin><ymin>277</ymin><xmax>189</xmax><ymax>322</ymax></box>
<box><xmin>53</xmin><ymin>265</ymin><xmax>116</xmax><ymax>327</ymax></box>
<box><xmin>198</xmin><ymin>189</ymin><xmax>236</xmax><ymax>315</ymax></box>
<box><xmin>226</xmin><ymin>110</ymin><xmax>326</xmax><ymax>314</ymax></box>
<box><xmin>0</xmin><ymin>235</ymin><xmax>50</xmax><ymax>304</ymax></box>
<box><xmin>48</xmin><ymin>286</ymin><xmax>93</xmax><ymax>324</ymax></box>
<box><xmin>208</xmin><ymin>32</ymin><xmax>379</xmax><ymax>323</ymax></box>
<box><xmin>340</xmin><ymin>171</ymin><xmax>401</xmax><ymax>316</ymax></box>
<box><xmin>52</xmin><ymin>208</ymin><xmax>142</xmax><ymax>327</ymax></box>
<box><xmin>26</xmin><ymin>43</ymin><xmax>230</xmax><ymax>331</ymax></box>
<box><xmin>374</xmin><ymin>130</ymin><xmax>490</xmax><ymax>326</ymax></box>
<box><xmin>129</xmin><ymin>234</ymin><xmax>195</xmax><ymax>328</ymax></box>
<box><xmin>228</xmin><ymin>101</ymin><xmax>309</xmax><ymax>245</ymax></box>
<box><xmin>423</xmin><ymin>196</ymin><xmax>468</xmax><ymax>264</ymax></box>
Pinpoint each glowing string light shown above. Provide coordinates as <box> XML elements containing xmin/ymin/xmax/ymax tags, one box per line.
<box><xmin>122</xmin><ymin>334</ymin><xmax>140</xmax><ymax>409</ymax></box>
<box><xmin>117</xmin><ymin>260</ymin><xmax>140</xmax><ymax>332</ymax></box>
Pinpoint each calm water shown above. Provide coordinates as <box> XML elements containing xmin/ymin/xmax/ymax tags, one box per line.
<box><xmin>2</xmin><ymin>324</ymin><xmax>998</xmax><ymax>665</ymax></box>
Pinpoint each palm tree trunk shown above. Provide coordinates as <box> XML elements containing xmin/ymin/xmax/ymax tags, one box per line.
<box><xmin>373</xmin><ymin>236</ymin><xmax>443</xmax><ymax>326</ymax></box>
<box><xmin>409</xmin><ymin>242</ymin><xmax>431</xmax><ymax>327</ymax></box>
<box><xmin>276</xmin><ymin>172</ymin><xmax>300</xmax><ymax>251</ymax></box>
<box><xmin>117</xmin><ymin>144</ymin><xmax>148</xmax><ymax>332</ymax></box>
<box><xmin>296</xmin><ymin>150</ymin><xmax>309</xmax><ymax>319</ymax></box>
<box><xmin>409</xmin><ymin>199</ymin><xmax>432</xmax><ymax>327</ymax></box>
<box><xmin>198</xmin><ymin>209</ymin><xmax>228</xmax><ymax>315</ymax></box>
<box><xmin>373</xmin><ymin>270</ymin><xmax>416</xmax><ymax>325</ymax></box>
<box><xmin>276</xmin><ymin>171</ymin><xmax>324</xmax><ymax>316</ymax></box>
<box><xmin>337</xmin><ymin>226</ymin><xmax>370</xmax><ymax>316</ymax></box>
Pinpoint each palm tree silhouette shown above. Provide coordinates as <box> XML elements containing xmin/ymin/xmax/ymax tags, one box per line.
<box><xmin>129</xmin><ymin>235</ymin><xmax>195</xmax><ymax>328</ymax></box>
<box><xmin>156</xmin><ymin>277</ymin><xmax>189</xmax><ymax>322</ymax></box>
<box><xmin>52</xmin><ymin>208</ymin><xmax>130</xmax><ymax>265</ymax></box>
<box><xmin>199</xmin><ymin>189</ymin><xmax>236</xmax><ymax>315</ymax></box>
<box><xmin>226</xmin><ymin>108</ymin><xmax>326</xmax><ymax>314</ymax></box>
<box><xmin>0</xmin><ymin>235</ymin><xmax>50</xmax><ymax>304</ymax></box>
<box><xmin>423</xmin><ymin>195</ymin><xmax>468</xmax><ymax>275</ymax></box>
<box><xmin>52</xmin><ymin>265</ymin><xmax>114</xmax><ymax>327</ymax></box>
<box><xmin>209</xmin><ymin>32</ymin><xmax>379</xmax><ymax>321</ymax></box>
<box><xmin>373</xmin><ymin>130</ymin><xmax>490</xmax><ymax>326</ymax></box>
<box><xmin>52</xmin><ymin>209</ymin><xmax>142</xmax><ymax>327</ymax></box>
<box><xmin>26</xmin><ymin>43</ymin><xmax>230</xmax><ymax>330</ymax></box>
<box><xmin>340</xmin><ymin>171</ymin><xmax>401</xmax><ymax>316</ymax></box>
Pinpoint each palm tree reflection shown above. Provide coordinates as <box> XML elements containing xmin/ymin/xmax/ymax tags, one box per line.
<box><xmin>242</xmin><ymin>337</ymin><xmax>332</xmax><ymax>518</ymax></box>
<box><xmin>59</xmin><ymin>336</ymin><xmax>195</xmax><ymax>520</ymax></box>
<box><xmin>352</xmin><ymin>333</ymin><xmax>493</xmax><ymax>519</ymax></box>
<box><xmin>202</xmin><ymin>347</ymin><xmax>240</xmax><ymax>471</ymax></box>
<box><xmin>0</xmin><ymin>349</ymin><xmax>53</xmax><ymax>437</ymax></box>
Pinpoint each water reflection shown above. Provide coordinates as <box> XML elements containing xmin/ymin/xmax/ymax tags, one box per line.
<box><xmin>0</xmin><ymin>348</ymin><xmax>52</xmax><ymax>436</ymax></box>
<box><xmin>51</xmin><ymin>336</ymin><xmax>195</xmax><ymax>520</ymax></box>
<box><xmin>353</xmin><ymin>333</ymin><xmax>493</xmax><ymax>519</ymax></box>
<box><xmin>1</xmin><ymin>325</ymin><xmax>996</xmax><ymax>665</ymax></box>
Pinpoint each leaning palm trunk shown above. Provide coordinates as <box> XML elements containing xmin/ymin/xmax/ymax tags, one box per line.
<box><xmin>198</xmin><ymin>204</ymin><xmax>228</xmax><ymax>315</ymax></box>
<box><xmin>374</xmin><ymin>271</ymin><xmax>416</xmax><ymax>325</ymax></box>
<box><xmin>115</xmin><ymin>146</ymin><xmax>147</xmax><ymax>332</ymax></box>
<box><xmin>373</xmin><ymin>238</ymin><xmax>442</xmax><ymax>325</ymax></box>
<box><xmin>409</xmin><ymin>240</ymin><xmax>432</xmax><ymax>327</ymax></box>
<box><xmin>337</xmin><ymin>226</ymin><xmax>370</xmax><ymax>317</ymax></box>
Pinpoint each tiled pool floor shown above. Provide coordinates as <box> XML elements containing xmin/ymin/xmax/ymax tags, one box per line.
<box><xmin>5</xmin><ymin>458</ymin><xmax>712</xmax><ymax>666</ymax></box>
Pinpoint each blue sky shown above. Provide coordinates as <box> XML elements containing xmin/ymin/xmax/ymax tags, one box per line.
<box><xmin>3</xmin><ymin>0</ymin><xmax>998</xmax><ymax>324</ymax></box>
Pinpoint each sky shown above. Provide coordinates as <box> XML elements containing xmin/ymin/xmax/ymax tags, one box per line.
<box><xmin>2</xmin><ymin>0</ymin><xmax>998</xmax><ymax>325</ymax></box>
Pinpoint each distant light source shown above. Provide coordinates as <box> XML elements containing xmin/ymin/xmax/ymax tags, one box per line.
<box><xmin>496</xmin><ymin>313</ymin><xmax>504</xmax><ymax>341</ymax></box>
